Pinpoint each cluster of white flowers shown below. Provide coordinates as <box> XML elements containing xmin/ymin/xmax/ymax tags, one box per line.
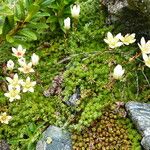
<box><xmin>138</xmin><ymin>37</ymin><xmax>150</xmax><ymax>68</ymax></box>
<box><xmin>104</xmin><ymin>32</ymin><xmax>136</xmax><ymax>80</ymax></box>
<box><xmin>1</xmin><ymin>45</ymin><xmax>39</xmax><ymax>124</ymax></box>
<box><xmin>5</xmin><ymin>45</ymin><xmax>39</xmax><ymax>102</ymax></box>
<box><xmin>104</xmin><ymin>32</ymin><xmax>136</xmax><ymax>49</ymax></box>
<box><xmin>64</xmin><ymin>4</ymin><xmax>80</xmax><ymax>30</ymax></box>
<box><xmin>105</xmin><ymin>32</ymin><xmax>150</xmax><ymax>80</ymax></box>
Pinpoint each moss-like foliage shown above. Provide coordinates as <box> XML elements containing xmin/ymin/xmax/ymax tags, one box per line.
<box><xmin>71</xmin><ymin>105</ymin><xmax>142</xmax><ymax>150</ymax></box>
<box><xmin>0</xmin><ymin>0</ymin><xmax>149</xmax><ymax>149</ymax></box>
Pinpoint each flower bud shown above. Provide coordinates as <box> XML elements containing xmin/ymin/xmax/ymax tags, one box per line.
<box><xmin>113</xmin><ymin>65</ymin><xmax>125</xmax><ymax>80</ymax></box>
<box><xmin>31</xmin><ymin>53</ymin><xmax>39</xmax><ymax>66</ymax></box>
<box><xmin>71</xmin><ymin>4</ymin><xmax>80</xmax><ymax>18</ymax></box>
<box><xmin>64</xmin><ymin>17</ymin><xmax>71</xmax><ymax>30</ymax></box>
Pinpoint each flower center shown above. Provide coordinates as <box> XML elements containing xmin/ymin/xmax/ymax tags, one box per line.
<box><xmin>24</xmin><ymin>66</ymin><xmax>31</xmax><ymax>73</ymax></box>
<box><xmin>12</xmin><ymin>80</ymin><xmax>19</xmax><ymax>86</ymax></box>
<box><xmin>25</xmin><ymin>83</ymin><xmax>31</xmax><ymax>89</ymax></box>
<box><xmin>10</xmin><ymin>90</ymin><xmax>18</xmax><ymax>97</ymax></box>
<box><xmin>1</xmin><ymin>115</ymin><xmax>7</xmax><ymax>121</ymax></box>
<box><xmin>17</xmin><ymin>52</ymin><xmax>22</xmax><ymax>56</ymax></box>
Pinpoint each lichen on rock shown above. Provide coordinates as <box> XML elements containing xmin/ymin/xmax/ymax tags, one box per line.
<box><xmin>36</xmin><ymin>126</ymin><xmax>72</xmax><ymax>150</ymax></box>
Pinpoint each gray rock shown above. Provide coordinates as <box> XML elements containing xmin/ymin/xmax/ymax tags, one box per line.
<box><xmin>101</xmin><ymin>0</ymin><xmax>150</xmax><ymax>19</ymax></box>
<box><xmin>101</xmin><ymin>0</ymin><xmax>128</xmax><ymax>14</ymax></box>
<box><xmin>143</xmin><ymin>128</ymin><xmax>150</xmax><ymax>137</ymax></box>
<box><xmin>141</xmin><ymin>136</ymin><xmax>150</xmax><ymax>150</ymax></box>
<box><xmin>126</xmin><ymin>102</ymin><xmax>150</xmax><ymax>135</ymax></box>
<box><xmin>101</xmin><ymin>0</ymin><xmax>150</xmax><ymax>38</ymax></box>
<box><xmin>125</xmin><ymin>102</ymin><xmax>150</xmax><ymax>150</ymax></box>
<box><xmin>65</xmin><ymin>87</ymin><xmax>80</xmax><ymax>106</ymax></box>
<box><xmin>36</xmin><ymin>126</ymin><xmax>72</xmax><ymax>150</ymax></box>
<box><xmin>0</xmin><ymin>140</ymin><xmax>9</xmax><ymax>150</ymax></box>
<box><xmin>101</xmin><ymin>0</ymin><xmax>128</xmax><ymax>23</ymax></box>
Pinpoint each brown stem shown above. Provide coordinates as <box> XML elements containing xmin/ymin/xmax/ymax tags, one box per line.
<box><xmin>105</xmin><ymin>79</ymin><xmax>116</xmax><ymax>89</ymax></box>
<box><xmin>0</xmin><ymin>38</ymin><xmax>3</xmax><ymax>45</ymax></box>
<box><xmin>8</xmin><ymin>21</ymin><xmax>26</xmax><ymax>36</ymax></box>
<box><xmin>129</xmin><ymin>52</ymin><xmax>142</xmax><ymax>62</ymax></box>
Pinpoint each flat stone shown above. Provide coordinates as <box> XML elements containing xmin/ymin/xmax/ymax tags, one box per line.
<box><xmin>36</xmin><ymin>126</ymin><xmax>72</xmax><ymax>150</ymax></box>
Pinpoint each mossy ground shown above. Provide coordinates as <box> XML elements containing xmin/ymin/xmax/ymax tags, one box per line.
<box><xmin>71</xmin><ymin>105</ymin><xmax>141</xmax><ymax>150</ymax></box>
<box><xmin>0</xmin><ymin>0</ymin><xmax>149</xmax><ymax>149</ymax></box>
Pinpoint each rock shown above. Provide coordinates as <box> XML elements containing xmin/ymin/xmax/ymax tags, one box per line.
<box><xmin>143</xmin><ymin>128</ymin><xmax>150</xmax><ymax>137</ymax></box>
<box><xmin>65</xmin><ymin>87</ymin><xmax>80</xmax><ymax>106</ymax></box>
<box><xmin>36</xmin><ymin>126</ymin><xmax>72</xmax><ymax>150</ymax></box>
<box><xmin>141</xmin><ymin>136</ymin><xmax>150</xmax><ymax>150</ymax></box>
<box><xmin>125</xmin><ymin>101</ymin><xmax>150</xmax><ymax>150</ymax></box>
<box><xmin>0</xmin><ymin>140</ymin><xmax>10</xmax><ymax>150</ymax></box>
<box><xmin>101</xmin><ymin>0</ymin><xmax>150</xmax><ymax>38</ymax></box>
<box><xmin>101</xmin><ymin>0</ymin><xmax>128</xmax><ymax>15</ymax></box>
<box><xmin>101</xmin><ymin>0</ymin><xmax>150</xmax><ymax>20</ymax></box>
<box><xmin>102</xmin><ymin>0</ymin><xmax>150</xmax><ymax>18</ymax></box>
<box><xmin>125</xmin><ymin>101</ymin><xmax>150</xmax><ymax>135</ymax></box>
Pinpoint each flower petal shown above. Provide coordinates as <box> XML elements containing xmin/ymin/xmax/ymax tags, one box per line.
<box><xmin>29</xmin><ymin>87</ymin><xmax>34</xmax><ymax>92</ymax></box>
<box><xmin>12</xmin><ymin>47</ymin><xmax>17</xmax><ymax>54</ymax></box>
<box><xmin>142</xmin><ymin>53</ymin><xmax>148</xmax><ymax>61</ymax></box>
<box><xmin>14</xmin><ymin>74</ymin><xmax>18</xmax><ymax>80</ymax></box>
<box><xmin>23</xmin><ymin>88</ymin><xmax>27</xmax><ymax>93</ymax></box>
<box><xmin>6</xmin><ymin>77</ymin><xmax>12</xmax><ymax>83</ymax></box>
<box><xmin>4</xmin><ymin>93</ymin><xmax>10</xmax><ymax>97</ymax></box>
<box><xmin>18</xmin><ymin>45</ymin><xmax>23</xmax><ymax>51</ymax></box>
<box><xmin>107</xmin><ymin>32</ymin><xmax>113</xmax><ymax>39</ymax></box>
<box><xmin>32</xmin><ymin>81</ymin><xmax>36</xmax><ymax>86</ymax></box>
<box><xmin>9</xmin><ymin>97</ymin><xmax>14</xmax><ymax>102</ymax></box>
<box><xmin>115</xmin><ymin>33</ymin><xmax>122</xmax><ymax>39</ymax></box>
<box><xmin>15</xmin><ymin>95</ymin><xmax>21</xmax><ymax>100</ymax></box>
<box><xmin>141</xmin><ymin>37</ymin><xmax>146</xmax><ymax>46</ymax></box>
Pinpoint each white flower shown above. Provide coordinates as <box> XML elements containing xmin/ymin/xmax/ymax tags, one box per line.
<box><xmin>6</xmin><ymin>73</ymin><xmax>23</xmax><ymax>87</ymax></box>
<box><xmin>104</xmin><ymin>32</ymin><xmax>123</xmax><ymax>49</ymax></box>
<box><xmin>64</xmin><ymin>17</ymin><xmax>71</xmax><ymax>30</ymax></box>
<box><xmin>142</xmin><ymin>53</ymin><xmax>150</xmax><ymax>68</ymax></box>
<box><xmin>12</xmin><ymin>45</ymin><xmax>26</xmax><ymax>58</ymax></box>
<box><xmin>31</xmin><ymin>53</ymin><xmax>39</xmax><ymax>66</ymax></box>
<box><xmin>71</xmin><ymin>4</ymin><xmax>80</xmax><ymax>18</ymax></box>
<box><xmin>113</xmin><ymin>64</ymin><xmax>125</xmax><ymax>80</ymax></box>
<box><xmin>18</xmin><ymin>57</ymin><xmax>26</xmax><ymax>66</ymax></box>
<box><xmin>138</xmin><ymin>37</ymin><xmax>150</xmax><ymax>54</ymax></box>
<box><xmin>7</xmin><ymin>60</ymin><xmax>14</xmax><ymax>70</ymax></box>
<box><xmin>21</xmin><ymin>77</ymin><xmax>36</xmax><ymax>93</ymax></box>
<box><xmin>0</xmin><ymin>112</ymin><xmax>12</xmax><ymax>124</ymax></box>
<box><xmin>120</xmin><ymin>33</ymin><xmax>136</xmax><ymax>45</ymax></box>
<box><xmin>18</xmin><ymin>62</ymin><xmax>34</xmax><ymax>74</ymax></box>
<box><xmin>4</xmin><ymin>85</ymin><xmax>21</xmax><ymax>102</ymax></box>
